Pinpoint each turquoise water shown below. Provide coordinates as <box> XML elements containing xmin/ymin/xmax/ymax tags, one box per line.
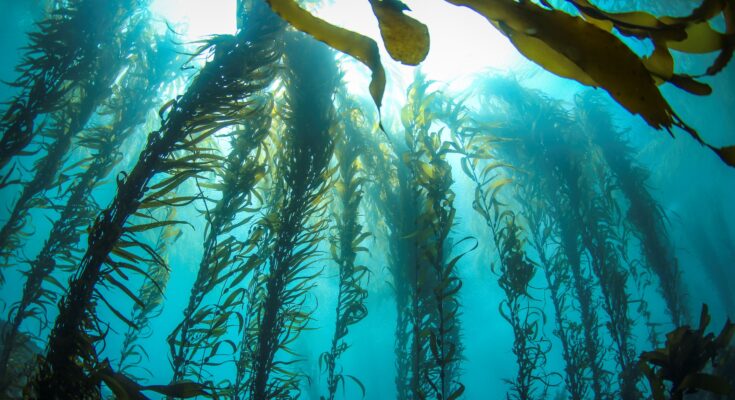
<box><xmin>0</xmin><ymin>1</ymin><xmax>733</xmax><ymax>399</ymax></box>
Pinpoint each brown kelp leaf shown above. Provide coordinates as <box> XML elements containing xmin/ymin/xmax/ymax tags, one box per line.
<box><xmin>369</xmin><ymin>0</ymin><xmax>430</xmax><ymax>65</ymax></box>
<box><xmin>265</xmin><ymin>0</ymin><xmax>386</xmax><ymax>109</ymax></box>
<box><xmin>444</xmin><ymin>0</ymin><xmax>735</xmax><ymax>167</ymax></box>
<box><xmin>446</xmin><ymin>0</ymin><xmax>679</xmax><ymax>128</ymax></box>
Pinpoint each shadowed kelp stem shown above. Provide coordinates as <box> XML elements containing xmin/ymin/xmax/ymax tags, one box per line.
<box><xmin>240</xmin><ymin>33</ymin><xmax>338</xmax><ymax>399</ymax></box>
<box><xmin>26</xmin><ymin>2</ymin><xmax>285</xmax><ymax>396</ymax></box>
<box><xmin>321</xmin><ymin>93</ymin><xmax>370</xmax><ymax>400</ymax></box>
<box><xmin>0</xmin><ymin>0</ymin><xmax>140</xmax><ymax>172</ymax></box>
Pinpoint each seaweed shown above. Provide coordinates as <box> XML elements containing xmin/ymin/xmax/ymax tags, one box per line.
<box><xmin>0</xmin><ymin>5</ymin><xmax>152</xmax><ymax>282</ymax></box>
<box><xmin>639</xmin><ymin>304</ymin><xmax>734</xmax><ymax>400</ymax></box>
<box><xmin>319</xmin><ymin>92</ymin><xmax>371</xmax><ymax>400</ymax></box>
<box><xmin>450</xmin><ymin>103</ymin><xmax>549</xmax><ymax>400</ymax></box>
<box><xmin>25</xmin><ymin>1</ymin><xmax>285</xmax><ymax>396</ymax></box>
<box><xmin>0</xmin><ymin>0</ymin><xmax>140</xmax><ymax>172</ymax></box>
<box><xmin>575</xmin><ymin>91</ymin><xmax>688</xmax><ymax>325</ymax></box>
<box><xmin>263</xmin><ymin>0</ymin><xmax>735</xmax><ymax>167</ymax></box>
<box><xmin>470</xmin><ymin>77</ymin><xmax>611</xmax><ymax>399</ymax></box>
<box><xmin>0</xmin><ymin>23</ymin><xmax>178</xmax><ymax>396</ymax></box>
<box><xmin>166</xmin><ymin>5</ymin><xmax>282</xmax><ymax>388</ymax></box>
<box><xmin>401</xmin><ymin>75</ymin><xmax>466</xmax><ymax>400</ymax></box>
<box><xmin>117</xmin><ymin>204</ymin><xmax>180</xmax><ymax>379</ymax></box>
<box><xmin>237</xmin><ymin>32</ymin><xmax>338</xmax><ymax>400</ymax></box>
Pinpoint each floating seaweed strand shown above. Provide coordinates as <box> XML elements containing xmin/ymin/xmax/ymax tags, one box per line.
<box><xmin>362</xmin><ymin>103</ymin><xmax>424</xmax><ymax>399</ymax></box>
<box><xmin>450</xmin><ymin>111</ymin><xmax>549</xmax><ymax>400</ymax></box>
<box><xmin>238</xmin><ymin>33</ymin><xmax>338</xmax><ymax>400</ymax></box>
<box><xmin>25</xmin><ymin>1</ymin><xmax>287</xmax><ymax>396</ymax></box>
<box><xmin>439</xmin><ymin>92</ymin><xmax>588</xmax><ymax>400</ymax></box>
<box><xmin>0</xmin><ymin>0</ymin><xmax>140</xmax><ymax>173</ymax></box>
<box><xmin>320</xmin><ymin>91</ymin><xmax>371</xmax><ymax>400</ymax></box>
<box><xmin>0</xmin><ymin>23</ymin><xmax>179</xmax><ymax>396</ymax></box>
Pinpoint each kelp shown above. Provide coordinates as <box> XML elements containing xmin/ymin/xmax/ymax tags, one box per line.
<box><xmin>575</xmin><ymin>91</ymin><xmax>687</xmax><ymax>325</ymax></box>
<box><xmin>359</xmin><ymin>123</ymin><xmax>418</xmax><ymax>400</ymax></box>
<box><xmin>0</xmin><ymin>0</ymin><xmax>140</xmax><ymax>172</ymax></box>
<box><xmin>263</xmin><ymin>0</ymin><xmax>735</xmax><ymax>167</ymax></box>
<box><xmin>450</xmin><ymin>104</ymin><xmax>549</xmax><ymax>400</ymax></box>
<box><xmin>0</xmin><ymin>5</ymin><xmax>152</xmax><ymax>283</ymax></box>
<box><xmin>471</xmin><ymin>77</ymin><xmax>610</xmax><ymax>399</ymax></box>
<box><xmin>639</xmin><ymin>304</ymin><xmax>734</xmax><ymax>400</ymax></box>
<box><xmin>166</xmin><ymin>5</ymin><xmax>282</xmax><ymax>390</ymax></box>
<box><xmin>438</xmin><ymin>91</ymin><xmax>587</xmax><ymax>400</ymax></box>
<box><xmin>237</xmin><ymin>33</ymin><xmax>338</xmax><ymax>400</ymax></box>
<box><xmin>0</xmin><ymin>23</ymin><xmax>178</xmax><ymax>396</ymax></box>
<box><xmin>118</xmin><ymin>204</ymin><xmax>180</xmax><ymax>379</ymax></box>
<box><xmin>320</xmin><ymin>92</ymin><xmax>371</xmax><ymax>400</ymax></box>
<box><xmin>400</xmin><ymin>75</ymin><xmax>466</xmax><ymax>400</ymax></box>
<box><xmin>25</xmin><ymin>0</ymin><xmax>286</xmax><ymax>396</ymax></box>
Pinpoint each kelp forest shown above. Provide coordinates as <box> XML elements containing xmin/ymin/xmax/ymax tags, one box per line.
<box><xmin>0</xmin><ymin>0</ymin><xmax>734</xmax><ymax>399</ymax></box>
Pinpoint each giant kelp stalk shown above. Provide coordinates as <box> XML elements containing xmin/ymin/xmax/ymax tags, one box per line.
<box><xmin>0</xmin><ymin>25</ymin><xmax>178</xmax><ymax>396</ymax></box>
<box><xmin>360</xmin><ymin>125</ymin><xmax>419</xmax><ymax>400</ymax></box>
<box><xmin>0</xmin><ymin>5</ymin><xmax>151</xmax><ymax>281</ymax></box>
<box><xmin>474</xmin><ymin>78</ymin><xmax>610</xmax><ymax>399</ymax></box>
<box><xmin>26</xmin><ymin>1</ymin><xmax>285</xmax><ymax>397</ymax></box>
<box><xmin>320</xmin><ymin>93</ymin><xmax>370</xmax><ymax>400</ymax></box>
<box><xmin>575</xmin><ymin>91</ymin><xmax>688</xmax><ymax>325</ymax></box>
<box><xmin>450</xmin><ymin>110</ymin><xmax>548</xmax><ymax>400</ymax></box>
<box><xmin>0</xmin><ymin>0</ymin><xmax>140</xmax><ymax>172</ymax></box>
<box><xmin>401</xmin><ymin>75</ymin><xmax>465</xmax><ymax>400</ymax></box>
<box><xmin>576</xmin><ymin>169</ymin><xmax>639</xmax><ymax>399</ymax></box>
<box><xmin>166</xmin><ymin>2</ymin><xmax>284</xmax><ymax>386</ymax></box>
<box><xmin>439</xmin><ymin>93</ymin><xmax>586</xmax><ymax>400</ymax></box>
<box><xmin>117</xmin><ymin>202</ymin><xmax>180</xmax><ymax>378</ymax></box>
<box><xmin>237</xmin><ymin>34</ymin><xmax>338</xmax><ymax>400</ymax></box>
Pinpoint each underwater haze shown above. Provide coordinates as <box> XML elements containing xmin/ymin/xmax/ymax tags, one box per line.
<box><xmin>0</xmin><ymin>0</ymin><xmax>734</xmax><ymax>399</ymax></box>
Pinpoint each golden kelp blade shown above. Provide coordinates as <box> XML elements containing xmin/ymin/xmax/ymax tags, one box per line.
<box><xmin>445</xmin><ymin>0</ymin><xmax>735</xmax><ymax>167</ymax></box>
<box><xmin>369</xmin><ymin>0</ymin><xmax>430</xmax><ymax>65</ymax></box>
<box><xmin>265</xmin><ymin>0</ymin><xmax>386</xmax><ymax>109</ymax></box>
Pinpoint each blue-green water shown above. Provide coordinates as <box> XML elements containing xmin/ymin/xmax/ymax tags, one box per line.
<box><xmin>0</xmin><ymin>1</ymin><xmax>734</xmax><ymax>399</ymax></box>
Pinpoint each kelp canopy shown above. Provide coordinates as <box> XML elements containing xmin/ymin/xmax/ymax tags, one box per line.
<box><xmin>0</xmin><ymin>0</ymin><xmax>733</xmax><ymax>399</ymax></box>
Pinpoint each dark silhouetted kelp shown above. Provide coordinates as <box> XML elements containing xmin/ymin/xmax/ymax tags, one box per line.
<box><xmin>0</xmin><ymin>0</ymin><xmax>141</xmax><ymax>172</ymax></box>
<box><xmin>320</xmin><ymin>91</ymin><xmax>371</xmax><ymax>400</ymax></box>
<box><xmin>0</xmin><ymin>21</ymin><xmax>178</xmax><ymax>396</ymax></box>
<box><xmin>237</xmin><ymin>32</ymin><xmax>338</xmax><ymax>400</ymax></box>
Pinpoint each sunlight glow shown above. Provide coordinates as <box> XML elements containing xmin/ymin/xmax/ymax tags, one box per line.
<box><xmin>150</xmin><ymin>0</ymin><xmax>237</xmax><ymax>40</ymax></box>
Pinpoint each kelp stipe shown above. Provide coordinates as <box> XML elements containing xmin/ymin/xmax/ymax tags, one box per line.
<box><xmin>0</xmin><ymin>4</ymin><xmax>154</xmax><ymax>281</ymax></box>
<box><xmin>0</xmin><ymin>22</ymin><xmax>178</xmax><ymax>396</ymax></box>
<box><xmin>238</xmin><ymin>33</ymin><xmax>338</xmax><ymax>400</ymax></box>
<box><xmin>575</xmin><ymin>91</ymin><xmax>688</xmax><ymax>326</ymax></box>
<box><xmin>320</xmin><ymin>92</ymin><xmax>371</xmax><ymax>400</ymax></box>
<box><xmin>117</xmin><ymin>203</ymin><xmax>180</xmax><ymax>379</ymax></box>
<box><xmin>447</xmin><ymin>102</ymin><xmax>549</xmax><ymax>400</ymax></box>
<box><xmin>25</xmin><ymin>0</ymin><xmax>285</xmax><ymax>396</ymax></box>
<box><xmin>359</xmin><ymin>122</ymin><xmax>418</xmax><ymax>400</ymax></box>
<box><xmin>166</xmin><ymin>3</ymin><xmax>282</xmax><ymax>389</ymax></box>
<box><xmin>639</xmin><ymin>304</ymin><xmax>734</xmax><ymax>400</ymax></box>
<box><xmin>0</xmin><ymin>0</ymin><xmax>141</xmax><ymax>173</ymax></box>
<box><xmin>472</xmin><ymin>78</ymin><xmax>610</xmax><ymax>399</ymax></box>
<box><xmin>400</xmin><ymin>75</ymin><xmax>466</xmax><ymax>400</ymax></box>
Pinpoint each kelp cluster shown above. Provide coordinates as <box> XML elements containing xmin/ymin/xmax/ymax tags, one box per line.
<box><xmin>0</xmin><ymin>0</ymin><xmax>733</xmax><ymax>399</ymax></box>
